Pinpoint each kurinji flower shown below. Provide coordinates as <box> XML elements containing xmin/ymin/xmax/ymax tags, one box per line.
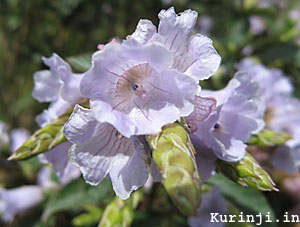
<box><xmin>39</xmin><ymin>142</ymin><xmax>81</xmax><ymax>185</ymax></box>
<box><xmin>249</xmin><ymin>16</ymin><xmax>266</xmax><ymax>35</ymax></box>
<box><xmin>236</xmin><ymin>58</ymin><xmax>293</xmax><ymax>103</ymax></box>
<box><xmin>63</xmin><ymin>105</ymin><xmax>149</xmax><ymax>199</ymax></box>
<box><xmin>188</xmin><ymin>72</ymin><xmax>265</xmax><ymax>162</ymax></box>
<box><xmin>0</xmin><ymin>121</ymin><xmax>9</xmax><ymax>151</ymax></box>
<box><xmin>0</xmin><ymin>186</ymin><xmax>44</xmax><ymax>222</ymax></box>
<box><xmin>32</xmin><ymin>53</ymin><xmax>83</xmax><ymax>183</ymax></box>
<box><xmin>188</xmin><ymin>187</ymin><xmax>227</xmax><ymax>227</ymax></box>
<box><xmin>266</xmin><ymin>96</ymin><xmax>300</xmax><ymax>173</ymax></box>
<box><xmin>0</xmin><ymin>166</ymin><xmax>58</xmax><ymax>222</ymax></box>
<box><xmin>32</xmin><ymin>53</ymin><xmax>85</xmax><ymax>127</ymax></box>
<box><xmin>80</xmin><ymin>7</ymin><xmax>220</xmax><ymax>137</ymax></box>
<box><xmin>9</xmin><ymin>128</ymin><xmax>30</xmax><ymax>153</ymax></box>
<box><xmin>237</xmin><ymin>59</ymin><xmax>300</xmax><ymax>173</ymax></box>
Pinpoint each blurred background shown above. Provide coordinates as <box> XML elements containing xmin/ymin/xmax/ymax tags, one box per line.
<box><xmin>1</xmin><ymin>0</ymin><xmax>300</xmax><ymax>226</ymax></box>
<box><xmin>1</xmin><ymin>0</ymin><xmax>300</xmax><ymax>131</ymax></box>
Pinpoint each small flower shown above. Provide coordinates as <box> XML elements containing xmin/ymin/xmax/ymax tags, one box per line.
<box><xmin>0</xmin><ymin>186</ymin><xmax>44</xmax><ymax>222</ymax></box>
<box><xmin>131</xmin><ymin>7</ymin><xmax>221</xmax><ymax>81</ymax></box>
<box><xmin>32</xmin><ymin>53</ymin><xmax>85</xmax><ymax>127</ymax></box>
<box><xmin>188</xmin><ymin>187</ymin><xmax>227</xmax><ymax>227</ymax></box>
<box><xmin>81</xmin><ymin>7</ymin><xmax>220</xmax><ymax>137</ymax></box>
<box><xmin>188</xmin><ymin>72</ymin><xmax>265</xmax><ymax>161</ymax></box>
<box><xmin>63</xmin><ymin>105</ymin><xmax>149</xmax><ymax>199</ymax></box>
<box><xmin>236</xmin><ymin>58</ymin><xmax>293</xmax><ymax>103</ymax></box>
<box><xmin>9</xmin><ymin>128</ymin><xmax>30</xmax><ymax>153</ymax></box>
<box><xmin>39</xmin><ymin>142</ymin><xmax>81</xmax><ymax>185</ymax></box>
<box><xmin>0</xmin><ymin>121</ymin><xmax>9</xmax><ymax>152</ymax></box>
<box><xmin>249</xmin><ymin>16</ymin><xmax>266</xmax><ymax>35</ymax></box>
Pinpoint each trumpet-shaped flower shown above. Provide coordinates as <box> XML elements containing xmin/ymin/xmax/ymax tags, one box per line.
<box><xmin>188</xmin><ymin>72</ymin><xmax>265</xmax><ymax>161</ymax></box>
<box><xmin>188</xmin><ymin>187</ymin><xmax>227</xmax><ymax>227</ymax></box>
<box><xmin>131</xmin><ymin>7</ymin><xmax>221</xmax><ymax>81</ymax></box>
<box><xmin>80</xmin><ymin>7</ymin><xmax>220</xmax><ymax>137</ymax></box>
<box><xmin>0</xmin><ymin>121</ymin><xmax>9</xmax><ymax>152</ymax></box>
<box><xmin>9</xmin><ymin>128</ymin><xmax>30</xmax><ymax>153</ymax></box>
<box><xmin>63</xmin><ymin>105</ymin><xmax>149</xmax><ymax>199</ymax></box>
<box><xmin>32</xmin><ymin>53</ymin><xmax>85</xmax><ymax>127</ymax></box>
<box><xmin>39</xmin><ymin>142</ymin><xmax>81</xmax><ymax>185</ymax></box>
<box><xmin>266</xmin><ymin>96</ymin><xmax>300</xmax><ymax>173</ymax></box>
<box><xmin>236</xmin><ymin>58</ymin><xmax>293</xmax><ymax>103</ymax></box>
<box><xmin>0</xmin><ymin>186</ymin><xmax>44</xmax><ymax>222</ymax></box>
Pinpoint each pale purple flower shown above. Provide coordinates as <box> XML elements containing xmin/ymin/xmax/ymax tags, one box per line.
<box><xmin>237</xmin><ymin>59</ymin><xmax>300</xmax><ymax>173</ymax></box>
<box><xmin>236</xmin><ymin>58</ymin><xmax>293</xmax><ymax>103</ymax></box>
<box><xmin>39</xmin><ymin>142</ymin><xmax>81</xmax><ymax>185</ymax></box>
<box><xmin>188</xmin><ymin>187</ymin><xmax>227</xmax><ymax>227</ymax></box>
<box><xmin>131</xmin><ymin>7</ymin><xmax>221</xmax><ymax>82</ymax></box>
<box><xmin>188</xmin><ymin>72</ymin><xmax>265</xmax><ymax>162</ymax></box>
<box><xmin>249</xmin><ymin>16</ymin><xmax>266</xmax><ymax>35</ymax></box>
<box><xmin>267</xmin><ymin>96</ymin><xmax>300</xmax><ymax>173</ymax></box>
<box><xmin>32</xmin><ymin>53</ymin><xmax>85</xmax><ymax>127</ymax></box>
<box><xmin>197</xmin><ymin>14</ymin><xmax>213</xmax><ymax>35</ymax></box>
<box><xmin>0</xmin><ymin>186</ymin><xmax>44</xmax><ymax>222</ymax></box>
<box><xmin>0</xmin><ymin>121</ymin><xmax>9</xmax><ymax>151</ymax></box>
<box><xmin>9</xmin><ymin>128</ymin><xmax>30</xmax><ymax>153</ymax></box>
<box><xmin>81</xmin><ymin>7</ymin><xmax>220</xmax><ymax>137</ymax></box>
<box><xmin>63</xmin><ymin>105</ymin><xmax>149</xmax><ymax>199</ymax></box>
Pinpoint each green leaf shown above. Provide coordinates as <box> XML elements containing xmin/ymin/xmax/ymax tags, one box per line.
<box><xmin>148</xmin><ymin>123</ymin><xmax>201</xmax><ymax>216</ymax></box>
<box><xmin>98</xmin><ymin>190</ymin><xmax>143</xmax><ymax>227</ymax></box>
<box><xmin>67</xmin><ymin>54</ymin><xmax>92</xmax><ymax>72</ymax></box>
<box><xmin>8</xmin><ymin>108</ymin><xmax>73</xmax><ymax>161</ymax></box>
<box><xmin>216</xmin><ymin>153</ymin><xmax>278</xmax><ymax>191</ymax></box>
<box><xmin>72</xmin><ymin>204</ymin><xmax>103</xmax><ymax>227</ymax></box>
<box><xmin>42</xmin><ymin>178</ymin><xmax>112</xmax><ymax>222</ymax></box>
<box><xmin>248</xmin><ymin>129</ymin><xmax>292</xmax><ymax>147</ymax></box>
<box><xmin>207</xmin><ymin>174</ymin><xmax>276</xmax><ymax>227</ymax></box>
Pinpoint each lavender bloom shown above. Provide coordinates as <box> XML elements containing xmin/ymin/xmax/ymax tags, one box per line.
<box><xmin>32</xmin><ymin>53</ymin><xmax>85</xmax><ymax>127</ymax></box>
<box><xmin>80</xmin><ymin>7</ymin><xmax>220</xmax><ymax>137</ymax></box>
<box><xmin>267</xmin><ymin>96</ymin><xmax>300</xmax><ymax>173</ymax></box>
<box><xmin>237</xmin><ymin>59</ymin><xmax>300</xmax><ymax>173</ymax></box>
<box><xmin>197</xmin><ymin>14</ymin><xmax>213</xmax><ymax>35</ymax></box>
<box><xmin>39</xmin><ymin>142</ymin><xmax>81</xmax><ymax>185</ymax></box>
<box><xmin>0</xmin><ymin>121</ymin><xmax>9</xmax><ymax>151</ymax></box>
<box><xmin>63</xmin><ymin>105</ymin><xmax>149</xmax><ymax>199</ymax></box>
<box><xmin>0</xmin><ymin>186</ymin><xmax>44</xmax><ymax>222</ymax></box>
<box><xmin>0</xmin><ymin>166</ymin><xmax>59</xmax><ymax>222</ymax></box>
<box><xmin>32</xmin><ymin>53</ymin><xmax>83</xmax><ymax>183</ymax></box>
<box><xmin>188</xmin><ymin>187</ymin><xmax>227</xmax><ymax>227</ymax></box>
<box><xmin>188</xmin><ymin>72</ymin><xmax>265</xmax><ymax>162</ymax></box>
<box><xmin>249</xmin><ymin>16</ymin><xmax>266</xmax><ymax>35</ymax></box>
<box><xmin>9</xmin><ymin>128</ymin><xmax>30</xmax><ymax>153</ymax></box>
<box><xmin>236</xmin><ymin>58</ymin><xmax>293</xmax><ymax>103</ymax></box>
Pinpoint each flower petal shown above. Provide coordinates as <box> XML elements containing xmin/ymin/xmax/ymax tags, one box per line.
<box><xmin>184</xmin><ymin>34</ymin><xmax>221</xmax><ymax>81</ymax></box>
<box><xmin>0</xmin><ymin>186</ymin><xmax>43</xmax><ymax>222</ymax></box>
<box><xmin>155</xmin><ymin>7</ymin><xmax>198</xmax><ymax>55</ymax></box>
<box><xmin>65</xmin><ymin>106</ymin><xmax>149</xmax><ymax>199</ymax></box>
<box><xmin>39</xmin><ymin>142</ymin><xmax>72</xmax><ymax>180</ymax></box>
<box><xmin>32</xmin><ymin>70</ymin><xmax>62</xmax><ymax>102</ymax></box>
<box><xmin>131</xmin><ymin>19</ymin><xmax>156</xmax><ymax>44</ymax></box>
<box><xmin>36</xmin><ymin>97</ymin><xmax>70</xmax><ymax>127</ymax></box>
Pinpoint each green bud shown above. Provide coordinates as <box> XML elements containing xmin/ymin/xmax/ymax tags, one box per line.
<box><xmin>248</xmin><ymin>129</ymin><xmax>292</xmax><ymax>147</ymax></box>
<box><xmin>98</xmin><ymin>190</ymin><xmax>143</xmax><ymax>227</ymax></box>
<box><xmin>8</xmin><ymin>108</ymin><xmax>73</xmax><ymax>161</ymax></box>
<box><xmin>216</xmin><ymin>153</ymin><xmax>278</xmax><ymax>192</ymax></box>
<box><xmin>148</xmin><ymin>123</ymin><xmax>201</xmax><ymax>216</ymax></box>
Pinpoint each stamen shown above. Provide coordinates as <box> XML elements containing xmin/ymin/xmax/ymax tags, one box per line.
<box><xmin>132</xmin><ymin>83</ymin><xmax>139</xmax><ymax>91</ymax></box>
<box><xmin>214</xmin><ymin>123</ymin><xmax>220</xmax><ymax>129</ymax></box>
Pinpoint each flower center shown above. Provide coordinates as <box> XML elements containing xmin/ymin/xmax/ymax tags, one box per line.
<box><xmin>112</xmin><ymin>63</ymin><xmax>154</xmax><ymax>113</ymax></box>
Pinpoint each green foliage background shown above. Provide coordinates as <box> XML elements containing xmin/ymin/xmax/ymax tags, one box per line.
<box><xmin>1</xmin><ymin>0</ymin><xmax>300</xmax><ymax>130</ymax></box>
